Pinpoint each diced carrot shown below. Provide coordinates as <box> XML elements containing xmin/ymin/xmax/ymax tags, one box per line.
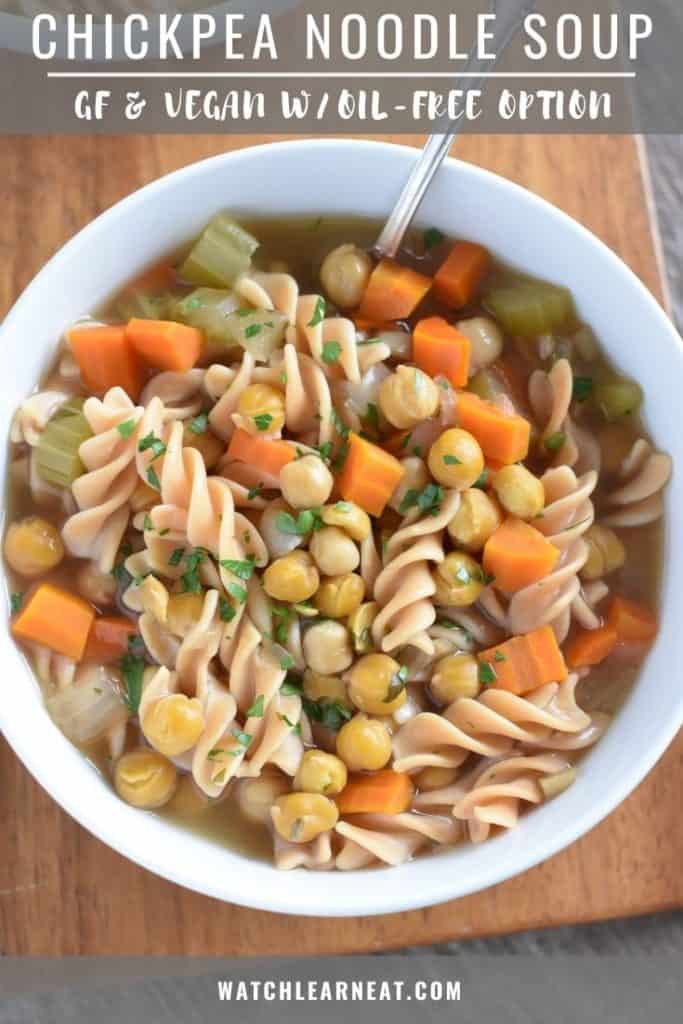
<box><xmin>483</xmin><ymin>518</ymin><xmax>560</xmax><ymax>593</ymax></box>
<box><xmin>478</xmin><ymin>624</ymin><xmax>568</xmax><ymax>696</ymax></box>
<box><xmin>607</xmin><ymin>596</ymin><xmax>658</xmax><ymax>646</ymax></box>
<box><xmin>357</xmin><ymin>259</ymin><xmax>432</xmax><ymax>323</ymax></box>
<box><xmin>126</xmin><ymin>319</ymin><xmax>203</xmax><ymax>373</ymax></box>
<box><xmin>413</xmin><ymin>316</ymin><xmax>470</xmax><ymax>388</ymax></box>
<box><xmin>12</xmin><ymin>583</ymin><xmax>95</xmax><ymax>661</ymax></box>
<box><xmin>337</xmin><ymin>433</ymin><xmax>405</xmax><ymax>517</ymax></box>
<box><xmin>433</xmin><ymin>241</ymin><xmax>490</xmax><ymax>308</ymax></box>
<box><xmin>566</xmin><ymin>624</ymin><xmax>618</xmax><ymax>669</ymax></box>
<box><xmin>456</xmin><ymin>391</ymin><xmax>531</xmax><ymax>465</ymax></box>
<box><xmin>336</xmin><ymin>770</ymin><xmax>414</xmax><ymax>816</ymax></box>
<box><xmin>68</xmin><ymin>325</ymin><xmax>145</xmax><ymax>401</ymax></box>
<box><xmin>227</xmin><ymin>428</ymin><xmax>295</xmax><ymax>478</ymax></box>
<box><xmin>85</xmin><ymin>616</ymin><xmax>139</xmax><ymax>664</ymax></box>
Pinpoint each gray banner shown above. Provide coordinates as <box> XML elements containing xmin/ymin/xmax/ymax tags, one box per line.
<box><xmin>0</xmin><ymin>0</ymin><xmax>679</xmax><ymax>133</ymax></box>
<box><xmin>1</xmin><ymin>953</ymin><xmax>682</xmax><ymax>1022</ymax></box>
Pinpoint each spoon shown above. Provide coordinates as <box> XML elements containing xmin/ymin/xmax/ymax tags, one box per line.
<box><xmin>373</xmin><ymin>0</ymin><xmax>536</xmax><ymax>260</ymax></box>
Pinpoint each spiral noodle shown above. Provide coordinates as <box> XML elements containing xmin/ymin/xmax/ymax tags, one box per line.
<box><xmin>371</xmin><ymin>490</ymin><xmax>461</xmax><ymax>655</ymax></box>
<box><xmin>602</xmin><ymin>439</ymin><xmax>672</xmax><ymax>527</ymax></box>
<box><xmin>392</xmin><ymin>673</ymin><xmax>605</xmax><ymax>774</ymax></box>
<box><xmin>11</xmin><ymin>390</ymin><xmax>72</xmax><ymax>447</ymax></box>
<box><xmin>529</xmin><ymin>358</ymin><xmax>602</xmax><ymax>474</ymax></box>
<box><xmin>335</xmin><ymin>811</ymin><xmax>460</xmax><ymax>869</ymax></box>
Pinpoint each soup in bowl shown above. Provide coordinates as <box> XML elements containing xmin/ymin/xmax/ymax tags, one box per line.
<box><xmin>0</xmin><ymin>140</ymin><xmax>680</xmax><ymax>915</ymax></box>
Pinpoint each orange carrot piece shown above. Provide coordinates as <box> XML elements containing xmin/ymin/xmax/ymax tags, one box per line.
<box><xmin>227</xmin><ymin>427</ymin><xmax>295</xmax><ymax>478</ymax></box>
<box><xmin>336</xmin><ymin>770</ymin><xmax>414</xmax><ymax>816</ymax></box>
<box><xmin>607</xmin><ymin>596</ymin><xmax>658</xmax><ymax>646</ymax></box>
<box><xmin>126</xmin><ymin>319</ymin><xmax>203</xmax><ymax>373</ymax></box>
<box><xmin>478</xmin><ymin>625</ymin><xmax>568</xmax><ymax>696</ymax></box>
<box><xmin>483</xmin><ymin>518</ymin><xmax>560</xmax><ymax>593</ymax></box>
<box><xmin>85</xmin><ymin>616</ymin><xmax>139</xmax><ymax>664</ymax></box>
<box><xmin>433</xmin><ymin>241</ymin><xmax>490</xmax><ymax>308</ymax></box>
<box><xmin>566</xmin><ymin>624</ymin><xmax>618</xmax><ymax>669</ymax></box>
<box><xmin>456</xmin><ymin>391</ymin><xmax>531</xmax><ymax>465</ymax></box>
<box><xmin>357</xmin><ymin>258</ymin><xmax>432</xmax><ymax>323</ymax></box>
<box><xmin>68</xmin><ymin>324</ymin><xmax>145</xmax><ymax>401</ymax></box>
<box><xmin>413</xmin><ymin>316</ymin><xmax>471</xmax><ymax>388</ymax></box>
<box><xmin>337</xmin><ymin>433</ymin><xmax>406</xmax><ymax>517</ymax></box>
<box><xmin>12</xmin><ymin>583</ymin><xmax>95</xmax><ymax>661</ymax></box>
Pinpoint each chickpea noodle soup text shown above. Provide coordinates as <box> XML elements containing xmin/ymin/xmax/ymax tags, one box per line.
<box><xmin>5</xmin><ymin>214</ymin><xmax>670</xmax><ymax>870</ymax></box>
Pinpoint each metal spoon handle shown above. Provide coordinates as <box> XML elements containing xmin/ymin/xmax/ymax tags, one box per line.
<box><xmin>373</xmin><ymin>0</ymin><xmax>535</xmax><ymax>259</ymax></box>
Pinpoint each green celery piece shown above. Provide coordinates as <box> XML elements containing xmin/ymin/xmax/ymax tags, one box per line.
<box><xmin>484</xmin><ymin>281</ymin><xmax>574</xmax><ymax>337</ymax></box>
<box><xmin>113</xmin><ymin>290</ymin><xmax>170</xmax><ymax>322</ymax></box>
<box><xmin>53</xmin><ymin>396</ymin><xmax>86</xmax><ymax>419</ymax></box>
<box><xmin>468</xmin><ymin>370</ymin><xmax>502</xmax><ymax>402</ymax></box>
<box><xmin>593</xmin><ymin>377</ymin><xmax>643</xmax><ymax>421</ymax></box>
<box><xmin>179</xmin><ymin>214</ymin><xmax>259</xmax><ymax>288</ymax></box>
<box><xmin>36</xmin><ymin>407</ymin><xmax>92</xmax><ymax>487</ymax></box>
<box><xmin>171</xmin><ymin>288</ymin><xmax>241</xmax><ymax>348</ymax></box>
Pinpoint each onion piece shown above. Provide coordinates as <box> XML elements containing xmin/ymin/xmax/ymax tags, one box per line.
<box><xmin>47</xmin><ymin>664</ymin><xmax>128</xmax><ymax>744</ymax></box>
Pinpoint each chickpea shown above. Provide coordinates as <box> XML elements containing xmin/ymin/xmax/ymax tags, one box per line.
<box><xmin>456</xmin><ymin>317</ymin><xmax>503</xmax><ymax>374</ymax></box>
<box><xmin>237</xmin><ymin>770</ymin><xmax>291</xmax><ymax>826</ymax></box>
<box><xmin>581</xmin><ymin>523</ymin><xmax>626</xmax><ymax>581</ymax></box>
<box><xmin>348</xmin><ymin>601</ymin><xmax>378</xmax><ymax>654</ymax></box>
<box><xmin>303</xmin><ymin>620</ymin><xmax>353</xmax><ymax>675</ymax></box>
<box><xmin>433</xmin><ymin>552</ymin><xmax>485</xmax><ymax>607</ymax></box>
<box><xmin>336</xmin><ymin>713</ymin><xmax>392</xmax><ymax>772</ymax></box>
<box><xmin>76</xmin><ymin>560</ymin><xmax>117</xmax><ymax>607</ymax></box>
<box><xmin>389</xmin><ymin>456</ymin><xmax>430</xmax><ymax>514</ymax></box>
<box><xmin>138</xmin><ymin>575</ymin><xmax>169</xmax><ymax>624</ymax></box>
<box><xmin>492</xmin><ymin>464</ymin><xmax>544</xmax><ymax>520</ymax></box>
<box><xmin>143</xmin><ymin>694</ymin><xmax>204</xmax><ymax>757</ymax></box>
<box><xmin>294</xmin><ymin>749</ymin><xmax>348</xmax><ymax>796</ymax></box>
<box><xmin>280</xmin><ymin>455</ymin><xmax>333</xmax><ymax>510</ymax></box>
<box><xmin>314</xmin><ymin>573</ymin><xmax>365</xmax><ymax>618</ymax></box>
<box><xmin>114</xmin><ymin>749</ymin><xmax>177</xmax><ymax>809</ymax></box>
<box><xmin>427</xmin><ymin>428</ymin><xmax>484</xmax><ymax>490</ymax></box>
<box><xmin>321</xmin><ymin>500</ymin><xmax>371</xmax><ymax>541</ymax></box>
<box><xmin>309</xmin><ymin>526</ymin><xmax>359</xmax><ymax>576</ymax></box>
<box><xmin>263</xmin><ymin>550</ymin><xmax>319</xmax><ymax>603</ymax></box>
<box><xmin>415</xmin><ymin>766</ymin><xmax>460</xmax><ymax>791</ymax></box>
<box><xmin>303</xmin><ymin>669</ymin><xmax>348</xmax><ymax>705</ymax></box>
<box><xmin>348</xmin><ymin>653</ymin><xmax>407</xmax><ymax>715</ymax></box>
<box><xmin>237</xmin><ymin>383</ymin><xmax>285</xmax><ymax>435</ymax></box>
<box><xmin>260</xmin><ymin>499</ymin><xmax>305</xmax><ymax>560</ymax></box>
<box><xmin>319</xmin><ymin>243</ymin><xmax>372</xmax><ymax>310</ymax></box>
<box><xmin>4</xmin><ymin>516</ymin><xmax>64</xmax><ymax>578</ymax></box>
<box><xmin>431</xmin><ymin>653</ymin><xmax>480</xmax><ymax>705</ymax></box>
<box><xmin>271</xmin><ymin>792</ymin><xmax>339</xmax><ymax>844</ymax></box>
<box><xmin>447</xmin><ymin>489</ymin><xmax>503</xmax><ymax>552</ymax></box>
<box><xmin>379</xmin><ymin>365</ymin><xmax>440</xmax><ymax>430</ymax></box>
<box><xmin>166</xmin><ymin>592</ymin><xmax>204</xmax><ymax>636</ymax></box>
<box><xmin>182</xmin><ymin>422</ymin><xmax>224</xmax><ymax>470</ymax></box>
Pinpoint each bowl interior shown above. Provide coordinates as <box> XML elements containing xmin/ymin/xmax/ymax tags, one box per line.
<box><xmin>1</xmin><ymin>139</ymin><xmax>681</xmax><ymax>916</ymax></box>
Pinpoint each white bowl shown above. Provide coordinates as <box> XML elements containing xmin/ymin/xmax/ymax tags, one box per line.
<box><xmin>1</xmin><ymin>140</ymin><xmax>681</xmax><ymax>917</ymax></box>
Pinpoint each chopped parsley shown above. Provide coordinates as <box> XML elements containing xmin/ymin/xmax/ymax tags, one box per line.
<box><xmin>253</xmin><ymin>413</ymin><xmax>273</xmax><ymax>432</ymax></box>
<box><xmin>494</xmin><ymin>650</ymin><xmax>506</xmax><ymax>662</ymax></box>
<box><xmin>143</xmin><ymin>513</ymin><xmax>153</xmax><ymax>532</ymax></box>
<box><xmin>473</xmin><ymin>468</ymin><xmax>489</xmax><ymax>489</ymax></box>
<box><xmin>246</xmin><ymin>695</ymin><xmax>265</xmax><ymax>719</ymax></box>
<box><xmin>138</xmin><ymin>432</ymin><xmax>167</xmax><ymax>461</ymax></box>
<box><xmin>307</xmin><ymin>296</ymin><xmax>326</xmax><ymax>327</ymax></box>
<box><xmin>117</xmin><ymin>419</ymin><xmax>136</xmax><ymax>439</ymax></box>
<box><xmin>572</xmin><ymin>376</ymin><xmax>593</xmax><ymax>403</ymax></box>
<box><xmin>146</xmin><ymin>466</ymin><xmax>161</xmax><ymax>491</ymax></box>
<box><xmin>169</xmin><ymin>547</ymin><xmax>185</xmax><ymax>567</ymax></box>
<box><xmin>280</xmin><ymin>675</ymin><xmax>303</xmax><ymax>696</ymax></box>
<box><xmin>219</xmin><ymin>555</ymin><xmax>255</xmax><ymax>581</ymax></box>
<box><xmin>279</xmin><ymin>713</ymin><xmax>301</xmax><ymax>735</ymax></box>
<box><xmin>478</xmin><ymin>662</ymin><xmax>497</xmax><ymax>686</ymax></box>
<box><xmin>245</xmin><ymin>322</ymin><xmax>263</xmax><ymax>339</ymax></box>
<box><xmin>111</xmin><ymin>542</ymin><xmax>133</xmax><ymax>582</ymax></box>
<box><xmin>544</xmin><ymin>432</ymin><xmax>566</xmax><ymax>453</ymax></box>
<box><xmin>272</xmin><ymin>604</ymin><xmax>293</xmax><ymax>645</ymax></box>
<box><xmin>412</xmin><ymin>445</ymin><xmax>423</xmax><ymax>458</ymax></box>
<box><xmin>364</xmin><ymin>402</ymin><xmax>380</xmax><ymax>433</ymax></box>
<box><xmin>322</xmin><ymin>340</ymin><xmax>342</xmax><ymax>364</ymax></box>
<box><xmin>423</xmin><ymin>226</ymin><xmax>445</xmax><ymax>251</ymax></box>
<box><xmin>228</xmin><ymin>581</ymin><xmax>248</xmax><ymax>604</ymax></box>
<box><xmin>188</xmin><ymin>412</ymin><xmax>208</xmax><ymax>434</ymax></box>
<box><xmin>276</xmin><ymin>508</ymin><xmax>323</xmax><ymax>536</ymax></box>
<box><xmin>302</xmin><ymin>696</ymin><xmax>352</xmax><ymax>732</ymax></box>
<box><xmin>10</xmin><ymin>592</ymin><xmax>23</xmax><ymax>614</ymax></box>
<box><xmin>207</xmin><ymin>747</ymin><xmax>226</xmax><ymax>761</ymax></box>
<box><xmin>331</xmin><ymin>407</ymin><xmax>350</xmax><ymax>440</ymax></box>
<box><xmin>120</xmin><ymin>649</ymin><xmax>145</xmax><ymax>714</ymax></box>
<box><xmin>247</xmin><ymin>483</ymin><xmax>264</xmax><ymax>501</ymax></box>
<box><xmin>334</xmin><ymin>501</ymin><xmax>352</xmax><ymax>513</ymax></box>
<box><xmin>384</xmin><ymin>664</ymin><xmax>409</xmax><ymax>703</ymax></box>
<box><xmin>443</xmin><ymin>454</ymin><xmax>462</xmax><ymax>465</ymax></box>
<box><xmin>219</xmin><ymin>598</ymin><xmax>236</xmax><ymax>622</ymax></box>
<box><xmin>279</xmin><ymin>652</ymin><xmax>295</xmax><ymax>671</ymax></box>
<box><xmin>181</xmin><ymin>547</ymin><xmax>207</xmax><ymax>594</ymax></box>
<box><xmin>399</xmin><ymin>482</ymin><xmax>444</xmax><ymax>517</ymax></box>
<box><xmin>231</xmin><ymin>727</ymin><xmax>252</xmax><ymax>750</ymax></box>
<box><xmin>279</xmin><ymin>370</ymin><xmax>288</xmax><ymax>385</ymax></box>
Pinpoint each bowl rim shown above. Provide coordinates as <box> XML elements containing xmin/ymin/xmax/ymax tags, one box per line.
<box><xmin>2</xmin><ymin>137</ymin><xmax>682</xmax><ymax>918</ymax></box>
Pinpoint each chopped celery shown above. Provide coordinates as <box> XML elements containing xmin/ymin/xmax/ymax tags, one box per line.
<box><xmin>224</xmin><ymin>308</ymin><xmax>288</xmax><ymax>362</ymax></box>
<box><xmin>36</xmin><ymin>402</ymin><xmax>92</xmax><ymax>488</ymax></box>
<box><xmin>171</xmin><ymin>288</ymin><xmax>240</xmax><ymax>345</ymax></box>
<box><xmin>179</xmin><ymin>214</ymin><xmax>259</xmax><ymax>288</ymax></box>
<box><xmin>484</xmin><ymin>281</ymin><xmax>574</xmax><ymax>337</ymax></box>
<box><xmin>113</xmin><ymin>290</ymin><xmax>170</xmax><ymax>322</ymax></box>
<box><xmin>468</xmin><ymin>370</ymin><xmax>503</xmax><ymax>402</ymax></box>
<box><xmin>593</xmin><ymin>377</ymin><xmax>643</xmax><ymax>421</ymax></box>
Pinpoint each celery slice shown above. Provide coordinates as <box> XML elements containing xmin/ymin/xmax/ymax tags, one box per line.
<box><xmin>36</xmin><ymin>403</ymin><xmax>92</xmax><ymax>488</ymax></box>
<box><xmin>114</xmin><ymin>290</ymin><xmax>170</xmax><ymax>322</ymax></box>
<box><xmin>172</xmin><ymin>288</ymin><xmax>240</xmax><ymax>343</ymax></box>
<box><xmin>179</xmin><ymin>214</ymin><xmax>259</xmax><ymax>288</ymax></box>
<box><xmin>223</xmin><ymin>308</ymin><xmax>288</xmax><ymax>362</ymax></box>
<box><xmin>593</xmin><ymin>377</ymin><xmax>643</xmax><ymax>421</ymax></box>
<box><xmin>468</xmin><ymin>370</ymin><xmax>503</xmax><ymax>402</ymax></box>
<box><xmin>484</xmin><ymin>281</ymin><xmax>574</xmax><ymax>337</ymax></box>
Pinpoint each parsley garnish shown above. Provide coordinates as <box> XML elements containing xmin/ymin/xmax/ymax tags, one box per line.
<box><xmin>219</xmin><ymin>555</ymin><xmax>255</xmax><ymax>581</ymax></box>
<box><xmin>276</xmin><ymin>508</ymin><xmax>323</xmax><ymax>536</ymax></box>
<box><xmin>544</xmin><ymin>432</ymin><xmax>566</xmax><ymax>453</ymax></box>
<box><xmin>247</xmin><ymin>483</ymin><xmax>264</xmax><ymax>500</ymax></box>
<box><xmin>231</xmin><ymin>727</ymin><xmax>252</xmax><ymax>750</ymax></box>
<box><xmin>280</xmin><ymin>675</ymin><xmax>303</xmax><ymax>696</ymax></box>
<box><xmin>279</xmin><ymin>652</ymin><xmax>295</xmax><ymax>670</ymax></box>
<box><xmin>364</xmin><ymin>402</ymin><xmax>380</xmax><ymax>433</ymax></box>
<box><xmin>302</xmin><ymin>696</ymin><xmax>353</xmax><ymax>732</ymax></box>
<box><xmin>254</xmin><ymin>413</ymin><xmax>273</xmax><ymax>432</ymax></box>
<box><xmin>111</xmin><ymin>542</ymin><xmax>133</xmax><ymax>582</ymax></box>
<box><xmin>228</xmin><ymin>581</ymin><xmax>247</xmax><ymax>604</ymax></box>
<box><xmin>146</xmin><ymin>466</ymin><xmax>161</xmax><ymax>491</ymax></box>
<box><xmin>399</xmin><ymin>482</ymin><xmax>444</xmax><ymax>517</ymax></box>
<box><xmin>478</xmin><ymin>662</ymin><xmax>497</xmax><ymax>685</ymax></box>
<box><xmin>169</xmin><ymin>547</ymin><xmax>184</xmax><ymax>567</ymax></box>
<box><xmin>423</xmin><ymin>226</ymin><xmax>445</xmax><ymax>251</ymax></box>
<box><xmin>272</xmin><ymin>604</ymin><xmax>292</xmax><ymax>645</ymax></box>
<box><xmin>219</xmin><ymin>598</ymin><xmax>236</xmax><ymax>622</ymax></box>
<box><xmin>120</xmin><ymin>650</ymin><xmax>145</xmax><ymax>714</ymax></box>
<box><xmin>322</xmin><ymin>340</ymin><xmax>342</xmax><ymax>364</ymax></box>
<box><xmin>315</xmin><ymin>441</ymin><xmax>333</xmax><ymax>462</ymax></box>
<box><xmin>188</xmin><ymin>412</ymin><xmax>208</xmax><ymax>434</ymax></box>
<box><xmin>473</xmin><ymin>468</ymin><xmax>489</xmax><ymax>489</ymax></box>
<box><xmin>384</xmin><ymin>664</ymin><xmax>408</xmax><ymax>703</ymax></box>
<box><xmin>572</xmin><ymin>376</ymin><xmax>593</xmax><ymax>403</ymax></box>
<box><xmin>207</xmin><ymin>748</ymin><xmax>226</xmax><ymax>761</ymax></box>
<box><xmin>443</xmin><ymin>454</ymin><xmax>462</xmax><ymax>465</ymax></box>
<box><xmin>10</xmin><ymin>592</ymin><xmax>23</xmax><ymax>614</ymax></box>
<box><xmin>143</xmin><ymin>513</ymin><xmax>153</xmax><ymax>532</ymax></box>
<box><xmin>494</xmin><ymin>650</ymin><xmax>506</xmax><ymax>662</ymax></box>
<box><xmin>307</xmin><ymin>296</ymin><xmax>326</xmax><ymax>327</ymax></box>
<box><xmin>246</xmin><ymin>695</ymin><xmax>265</xmax><ymax>719</ymax></box>
<box><xmin>138</xmin><ymin>432</ymin><xmax>167</xmax><ymax>461</ymax></box>
<box><xmin>245</xmin><ymin>323</ymin><xmax>263</xmax><ymax>339</ymax></box>
<box><xmin>117</xmin><ymin>419</ymin><xmax>136</xmax><ymax>438</ymax></box>
<box><xmin>331</xmin><ymin>407</ymin><xmax>350</xmax><ymax>440</ymax></box>
<box><xmin>182</xmin><ymin>548</ymin><xmax>207</xmax><ymax>594</ymax></box>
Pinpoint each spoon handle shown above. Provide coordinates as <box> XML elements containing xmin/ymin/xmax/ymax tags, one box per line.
<box><xmin>373</xmin><ymin>0</ymin><xmax>535</xmax><ymax>259</ymax></box>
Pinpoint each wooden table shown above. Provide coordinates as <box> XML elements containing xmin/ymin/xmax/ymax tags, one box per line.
<box><xmin>1</xmin><ymin>134</ymin><xmax>681</xmax><ymax>956</ymax></box>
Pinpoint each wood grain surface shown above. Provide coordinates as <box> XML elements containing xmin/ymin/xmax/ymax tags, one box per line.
<box><xmin>1</xmin><ymin>134</ymin><xmax>681</xmax><ymax>957</ymax></box>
